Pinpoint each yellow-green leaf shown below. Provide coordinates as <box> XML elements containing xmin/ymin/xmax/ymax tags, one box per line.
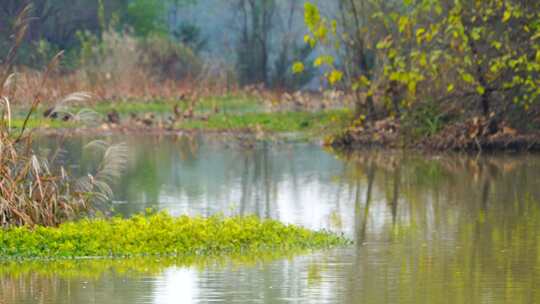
<box><xmin>503</xmin><ymin>11</ymin><xmax>511</xmax><ymax>22</ymax></box>
<box><xmin>476</xmin><ymin>85</ymin><xmax>485</xmax><ymax>95</ymax></box>
<box><xmin>328</xmin><ymin>70</ymin><xmax>343</xmax><ymax>85</ymax></box>
<box><xmin>292</xmin><ymin>62</ymin><xmax>305</xmax><ymax>74</ymax></box>
<box><xmin>462</xmin><ymin>73</ymin><xmax>475</xmax><ymax>84</ymax></box>
<box><xmin>416</xmin><ymin>28</ymin><xmax>426</xmax><ymax>44</ymax></box>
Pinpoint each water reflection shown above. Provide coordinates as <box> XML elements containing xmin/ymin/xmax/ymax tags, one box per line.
<box><xmin>3</xmin><ymin>135</ymin><xmax>540</xmax><ymax>303</ymax></box>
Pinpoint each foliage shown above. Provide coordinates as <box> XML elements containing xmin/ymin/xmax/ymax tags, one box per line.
<box><xmin>0</xmin><ymin>1</ymin><xmax>100</xmax><ymax>67</ymax></box>
<box><xmin>172</xmin><ymin>22</ymin><xmax>208</xmax><ymax>53</ymax></box>
<box><xmin>273</xmin><ymin>42</ymin><xmax>317</xmax><ymax>90</ymax></box>
<box><xmin>139</xmin><ymin>34</ymin><xmax>203</xmax><ymax>80</ymax></box>
<box><xmin>126</xmin><ymin>0</ymin><xmax>167</xmax><ymax>36</ymax></box>
<box><xmin>0</xmin><ymin>211</ymin><xmax>349</xmax><ymax>259</ymax></box>
<box><xmin>233</xmin><ymin>0</ymin><xmax>316</xmax><ymax>89</ymax></box>
<box><xmin>299</xmin><ymin>0</ymin><xmax>540</xmax><ymax>122</ymax></box>
<box><xmin>0</xmin><ymin>130</ymin><xmax>127</xmax><ymax>227</ymax></box>
<box><xmin>300</xmin><ymin>2</ymin><xmax>342</xmax><ymax>85</ymax></box>
<box><xmin>72</xmin><ymin>28</ymin><xmax>203</xmax><ymax>96</ymax></box>
<box><xmin>401</xmin><ymin>102</ymin><xmax>450</xmax><ymax>138</ymax></box>
<box><xmin>0</xmin><ymin>0</ymin><xmax>196</xmax><ymax>68</ymax></box>
<box><xmin>376</xmin><ymin>0</ymin><xmax>540</xmax><ymax>116</ymax></box>
<box><xmin>296</xmin><ymin>1</ymin><xmax>390</xmax><ymax>117</ymax></box>
<box><xmin>0</xmin><ymin>0</ymin><xmax>314</xmax><ymax>93</ymax></box>
<box><xmin>0</xmin><ymin>133</ymin><xmax>86</xmax><ymax>227</ymax></box>
<box><xmin>0</xmin><ymin>6</ymin><xmax>127</xmax><ymax>227</ymax></box>
<box><xmin>77</xmin><ymin>29</ymin><xmax>141</xmax><ymax>85</ymax></box>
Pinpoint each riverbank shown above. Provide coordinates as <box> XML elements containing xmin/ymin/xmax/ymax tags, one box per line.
<box><xmin>11</xmin><ymin>97</ymin><xmax>352</xmax><ymax>142</ymax></box>
<box><xmin>12</xmin><ymin>97</ymin><xmax>540</xmax><ymax>153</ymax></box>
<box><xmin>329</xmin><ymin>115</ymin><xmax>540</xmax><ymax>153</ymax></box>
<box><xmin>0</xmin><ymin>212</ymin><xmax>348</xmax><ymax>259</ymax></box>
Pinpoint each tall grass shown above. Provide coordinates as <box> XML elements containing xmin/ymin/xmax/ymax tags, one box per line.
<box><xmin>5</xmin><ymin>28</ymin><xmax>228</xmax><ymax>106</ymax></box>
<box><xmin>0</xmin><ymin>5</ymin><xmax>127</xmax><ymax>227</ymax></box>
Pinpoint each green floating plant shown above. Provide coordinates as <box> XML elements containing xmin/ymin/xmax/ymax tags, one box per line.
<box><xmin>0</xmin><ymin>212</ymin><xmax>350</xmax><ymax>259</ymax></box>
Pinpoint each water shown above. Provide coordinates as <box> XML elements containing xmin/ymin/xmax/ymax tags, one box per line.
<box><xmin>2</xmin><ymin>134</ymin><xmax>540</xmax><ymax>303</ymax></box>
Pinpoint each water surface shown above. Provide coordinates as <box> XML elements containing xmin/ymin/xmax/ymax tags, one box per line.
<box><xmin>2</xmin><ymin>134</ymin><xmax>540</xmax><ymax>303</ymax></box>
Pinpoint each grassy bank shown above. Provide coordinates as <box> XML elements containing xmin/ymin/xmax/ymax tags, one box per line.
<box><xmin>11</xmin><ymin>100</ymin><xmax>352</xmax><ymax>138</ymax></box>
<box><xmin>173</xmin><ymin>109</ymin><xmax>351</xmax><ymax>133</ymax></box>
<box><xmin>88</xmin><ymin>95</ymin><xmax>263</xmax><ymax>115</ymax></box>
<box><xmin>11</xmin><ymin>95</ymin><xmax>261</xmax><ymax>123</ymax></box>
<box><xmin>0</xmin><ymin>212</ymin><xmax>349</xmax><ymax>259</ymax></box>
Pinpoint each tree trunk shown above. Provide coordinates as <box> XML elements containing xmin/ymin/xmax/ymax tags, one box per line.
<box><xmin>481</xmin><ymin>91</ymin><xmax>490</xmax><ymax>117</ymax></box>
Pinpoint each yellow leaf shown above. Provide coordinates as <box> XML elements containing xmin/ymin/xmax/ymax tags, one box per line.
<box><xmin>359</xmin><ymin>75</ymin><xmax>370</xmax><ymax>86</ymax></box>
<box><xmin>476</xmin><ymin>85</ymin><xmax>485</xmax><ymax>95</ymax></box>
<box><xmin>491</xmin><ymin>41</ymin><xmax>502</xmax><ymax>50</ymax></box>
<box><xmin>328</xmin><ymin>70</ymin><xmax>343</xmax><ymax>85</ymax></box>
<box><xmin>407</xmin><ymin>81</ymin><xmax>417</xmax><ymax>95</ymax></box>
<box><xmin>398</xmin><ymin>16</ymin><xmax>409</xmax><ymax>33</ymax></box>
<box><xmin>447</xmin><ymin>84</ymin><xmax>455</xmax><ymax>93</ymax></box>
<box><xmin>416</xmin><ymin>28</ymin><xmax>426</xmax><ymax>44</ymax></box>
<box><xmin>419</xmin><ymin>53</ymin><xmax>428</xmax><ymax>67</ymax></box>
<box><xmin>292</xmin><ymin>62</ymin><xmax>305</xmax><ymax>74</ymax></box>
<box><xmin>462</xmin><ymin>73</ymin><xmax>475</xmax><ymax>84</ymax></box>
<box><xmin>503</xmin><ymin>11</ymin><xmax>511</xmax><ymax>22</ymax></box>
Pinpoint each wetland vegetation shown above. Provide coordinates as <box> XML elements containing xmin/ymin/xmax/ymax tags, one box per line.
<box><xmin>1</xmin><ymin>1</ymin><xmax>540</xmax><ymax>303</ymax></box>
<box><xmin>0</xmin><ymin>212</ymin><xmax>348</xmax><ymax>259</ymax></box>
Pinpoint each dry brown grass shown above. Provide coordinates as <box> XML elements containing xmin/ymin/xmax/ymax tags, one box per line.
<box><xmin>0</xmin><ymin>5</ymin><xmax>128</xmax><ymax>227</ymax></box>
<box><xmin>4</xmin><ymin>27</ymin><xmax>241</xmax><ymax>107</ymax></box>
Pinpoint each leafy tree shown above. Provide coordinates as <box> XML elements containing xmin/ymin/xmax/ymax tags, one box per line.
<box><xmin>232</xmin><ymin>0</ymin><xmax>315</xmax><ymax>89</ymax></box>
<box><xmin>172</xmin><ymin>22</ymin><xmax>207</xmax><ymax>53</ymax></box>
<box><xmin>233</xmin><ymin>0</ymin><xmax>276</xmax><ymax>85</ymax></box>
<box><xmin>126</xmin><ymin>0</ymin><xmax>167</xmax><ymax>36</ymax></box>
<box><xmin>297</xmin><ymin>1</ymin><xmax>395</xmax><ymax>119</ymax></box>
<box><xmin>378</xmin><ymin>0</ymin><xmax>540</xmax><ymax>117</ymax></box>
<box><xmin>297</xmin><ymin>0</ymin><xmax>540</xmax><ymax>121</ymax></box>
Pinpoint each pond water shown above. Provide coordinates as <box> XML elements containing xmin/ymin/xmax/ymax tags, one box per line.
<box><xmin>2</xmin><ymin>134</ymin><xmax>540</xmax><ymax>304</ymax></box>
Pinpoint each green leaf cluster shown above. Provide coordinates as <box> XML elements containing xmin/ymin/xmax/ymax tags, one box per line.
<box><xmin>295</xmin><ymin>3</ymin><xmax>342</xmax><ymax>86</ymax></box>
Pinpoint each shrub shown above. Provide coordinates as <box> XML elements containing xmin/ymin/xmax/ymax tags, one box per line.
<box><xmin>139</xmin><ymin>34</ymin><xmax>203</xmax><ymax>80</ymax></box>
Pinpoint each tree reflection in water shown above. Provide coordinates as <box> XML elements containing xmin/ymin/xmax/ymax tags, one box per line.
<box><xmin>4</xmin><ymin>136</ymin><xmax>540</xmax><ymax>303</ymax></box>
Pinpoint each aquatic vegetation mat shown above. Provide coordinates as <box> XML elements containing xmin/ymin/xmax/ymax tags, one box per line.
<box><xmin>0</xmin><ymin>212</ymin><xmax>349</xmax><ymax>259</ymax></box>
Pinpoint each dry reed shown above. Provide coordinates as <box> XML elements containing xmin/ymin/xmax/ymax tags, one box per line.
<box><xmin>0</xmin><ymin>5</ymin><xmax>127</xmax><ymax>227</ymax></box>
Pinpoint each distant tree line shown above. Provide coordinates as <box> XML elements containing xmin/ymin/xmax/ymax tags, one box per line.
<box><xmin>0</xmin><ymin>0</ymin><xmax>318</xmax><ymax>90</ymax></box>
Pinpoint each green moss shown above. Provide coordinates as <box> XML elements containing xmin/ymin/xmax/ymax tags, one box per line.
<box><xmin>0</xmin><ymin>212</ymin><xmax>349</xmax><ymax>259</ymax></box>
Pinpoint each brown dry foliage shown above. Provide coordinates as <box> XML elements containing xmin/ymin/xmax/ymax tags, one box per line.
<box><xmin>0</xmin><ymin>5</ymin><xmax>128</xmax><ymax>227</ymax></box>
